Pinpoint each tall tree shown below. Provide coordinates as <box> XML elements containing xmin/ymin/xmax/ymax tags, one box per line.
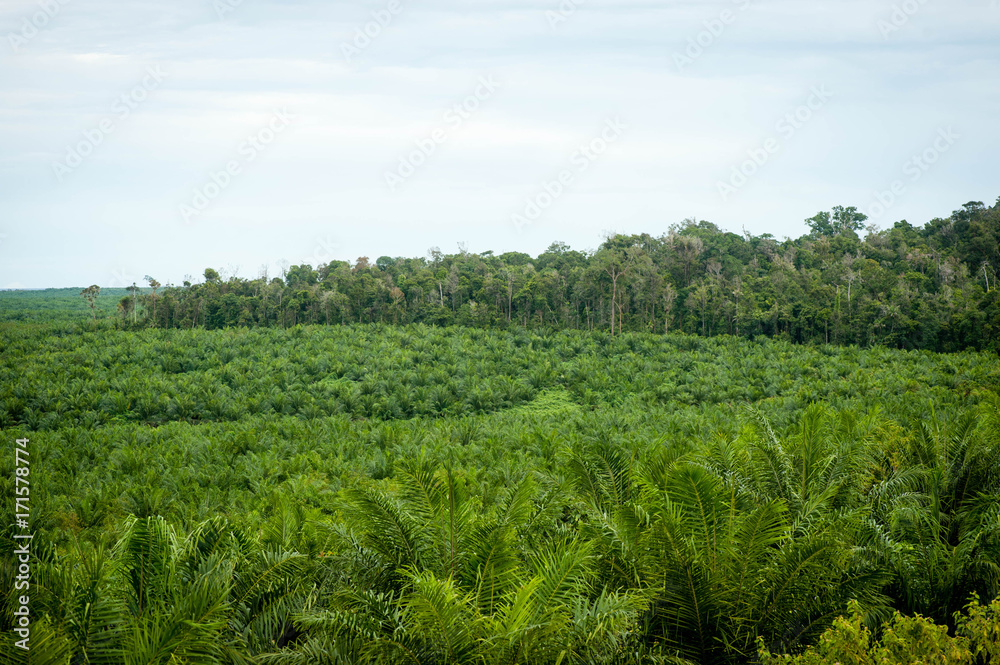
<box><xmin>144</xmin><ymin>275</ymin><xmax>161</xmax><ymax>323</ymax></box>
<box><xmin>80</xmin><ymin>284</ymin><xmax>101</xmax><ymax>330</ymax></box>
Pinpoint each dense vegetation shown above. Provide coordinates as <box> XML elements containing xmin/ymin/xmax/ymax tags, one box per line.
<box><xmin>2</xmin><ymin>200</ymin><xmax>999</xmax><ymax>662</ymax></box>
<box><xmin>18</xmin><ymin>198</ymin><xmax>997</xmax><ymax>352</ymax></box>
<box><xmin>1</xmin><ymin>314</ymin><xmax>998</xmax><ymax>663</ymax></box>
<box><xmin>0</xmin><ymin>289</ymin><xmax>129</xmax><ymax>325</ymax></box>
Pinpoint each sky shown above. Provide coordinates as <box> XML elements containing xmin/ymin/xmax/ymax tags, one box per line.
<box><xmin>0</xmin><ymin>0</ymin><xmax>998</xmax><ymax>289</ymax></box>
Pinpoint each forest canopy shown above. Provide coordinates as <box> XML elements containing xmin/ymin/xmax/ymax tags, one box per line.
<box><xmin>41</xmin><ymin>197</ymin><xmax>999</xmax><ymax>352</ymax></box>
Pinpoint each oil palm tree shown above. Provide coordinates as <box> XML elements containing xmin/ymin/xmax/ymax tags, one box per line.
<box><xmin>878</xmin><ymin>398</ymin><xmax>1000</xmax><ymax>623</ymax></box>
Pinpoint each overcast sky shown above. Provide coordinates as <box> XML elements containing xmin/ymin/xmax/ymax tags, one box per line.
<box><xmin>1</xmin><ymin>0</ymin><xmax>998</xmax><ymax>288</ymax></box>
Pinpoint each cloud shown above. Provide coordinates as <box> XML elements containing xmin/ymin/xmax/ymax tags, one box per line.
<box><xmin>1</xmin><ymin>0</ymin><xmax>998</xmax><ymax>286</ymax></box>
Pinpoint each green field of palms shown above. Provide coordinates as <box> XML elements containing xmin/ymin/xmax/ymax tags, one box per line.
<box><xmin>1</xmin><ymin>318</ymin><xmax>998</xmax><ymax>663</ymax></box>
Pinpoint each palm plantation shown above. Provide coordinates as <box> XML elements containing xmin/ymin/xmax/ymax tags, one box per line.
<box><xmin>2</xmin><ymin>213</ymin><xmax>1000</xmax><ymax>663</ymax></box>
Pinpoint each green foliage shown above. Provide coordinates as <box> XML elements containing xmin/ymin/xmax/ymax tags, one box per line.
<box><xmin>1</xmin><ymin>295</ymin><xmax>999</xmax><ymax>664</ymax></box>
<box><xmin>758</xmin><ymin>595</ymin><xmax>1000</xmax><ymax>664</ymax></box>
<box><xmin>1</xmin><ymin>324</ymin><xmax>995</xmax><ymax>431</ymax></box>
<box><xmin>0</xmin><ymin>287</ymin><xmax>129</xmax><ymax>324</ymax></box>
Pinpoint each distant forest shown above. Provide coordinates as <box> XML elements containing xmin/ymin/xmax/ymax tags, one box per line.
<box><xmin>89</xmin><ymin>199</ymin><xmax>999</xmax><ymax>352</ymax></box>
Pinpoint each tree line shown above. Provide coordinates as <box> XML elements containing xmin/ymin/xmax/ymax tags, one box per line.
<box><xmin>84</xmin><ymin>198</ymin><xmax>1000</xmax><ymax>352</ymax></box>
